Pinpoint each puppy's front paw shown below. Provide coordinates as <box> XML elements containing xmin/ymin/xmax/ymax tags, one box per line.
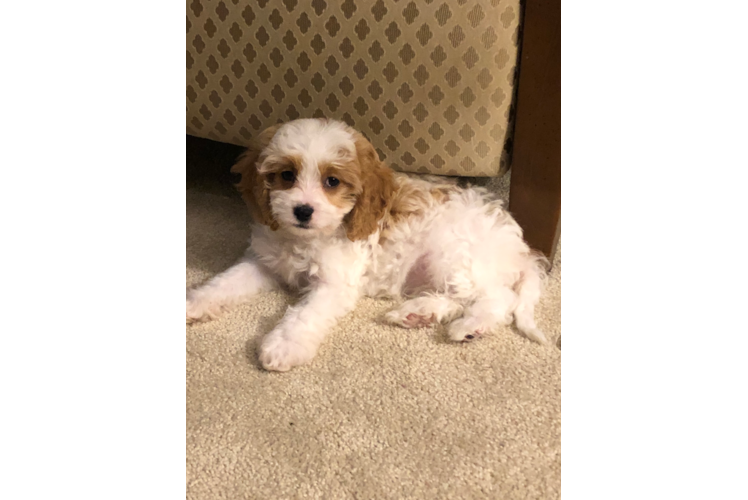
<box><xmin>186</xmin><ymin>298</ymin><xmax>202</xmax><ymax>324</ymax></box>
<box><xmin>186</xmin><ymin>292</ymin><xmax>221</xmax><ymax>324</ymax></box>
<box><xmin>258</xmin><ymin>333</ymin><xmax>315</xmax><ymax>372</ymax></box>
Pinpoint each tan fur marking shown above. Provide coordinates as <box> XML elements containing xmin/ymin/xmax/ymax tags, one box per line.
<box><xmin>379</xmin><ymin>175</ymin><xmax>460</xmax><ymax>243</ymax></box>
<box><xmin>343</xmin><ymin>133</ymin><xmax>395</xmax><ymax>241</ymax></box>
<box><xmin>230</xmin><ymin>125</ymin><xmax>283</xmax><ymax>230</ymax></box>
<box><xmin>319</xmin><ymin>163</ymin><xmax>360</xmax><ymax>209</ymax></box>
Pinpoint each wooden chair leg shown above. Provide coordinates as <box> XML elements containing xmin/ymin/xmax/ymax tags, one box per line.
<box><xmin>508</xmin><ymin>0</ymin><xmax>561</xmax><ymax>265</ymax></box>
<box><xmin>509</xmin><ymin>162</ymin><xmax>561</xmax><ymax>265</ymax></box>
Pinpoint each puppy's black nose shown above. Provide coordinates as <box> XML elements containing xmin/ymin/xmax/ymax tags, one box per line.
<box><xmin>293</xmin><ymin>204</ymin><xmax>314</xmax><ymax>223</ymax></box>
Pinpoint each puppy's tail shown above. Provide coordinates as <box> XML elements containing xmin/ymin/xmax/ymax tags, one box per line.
<box><xmin>513</xmin><ymin>252</ymin><xmax>549</xmax><ymax>344</ymax></box>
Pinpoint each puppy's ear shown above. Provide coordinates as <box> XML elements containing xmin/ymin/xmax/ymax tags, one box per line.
<box><xmin>231</xmin><ymin>125</ymin><xmax>282</xmax><ymax>230</ymax></box>
<box><xmin>344</xmin><ymin>133</ymin><xmax>395</xmax><ymax>241</ymax></box>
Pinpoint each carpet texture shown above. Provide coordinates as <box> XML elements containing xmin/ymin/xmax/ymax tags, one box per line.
<box><xmin>186</xmin><ymin>174</ymin><xmax>561</xmax><ymax>499</ymax></box>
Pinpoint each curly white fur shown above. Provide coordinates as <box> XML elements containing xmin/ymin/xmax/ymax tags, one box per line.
<box><xmin>187</xmin><ymin>119</ymin><xmax>548</xmax><ymax>372</ymax></box>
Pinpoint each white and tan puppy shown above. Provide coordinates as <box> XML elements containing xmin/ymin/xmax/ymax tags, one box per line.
<box><xmin>187</xmin><ymin>119</ymin><xmax>548</xmax><ymax>371</ymax></box>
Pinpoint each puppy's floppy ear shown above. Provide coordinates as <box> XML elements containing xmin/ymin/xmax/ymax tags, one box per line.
<box><xmin>231</xmin><ymin>125</ymin><xmax>282</xmax><ymax>230</ymax></box>
<box><xmin>344</xmin><ymin>133</ymin><xmax>395</xmax><ymax>241</ymax></box>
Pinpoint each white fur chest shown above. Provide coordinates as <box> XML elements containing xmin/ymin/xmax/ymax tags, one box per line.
<box><xmin>249</xmin><ymin>225</ymin><xmax>373</xmax><ymax>291</ymax></box>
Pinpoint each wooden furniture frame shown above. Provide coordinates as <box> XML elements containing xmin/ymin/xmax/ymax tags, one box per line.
<box><xmin>509</xmin><ymin>0</ymin><xmax>561</xmax><ymax>264</ymax></box>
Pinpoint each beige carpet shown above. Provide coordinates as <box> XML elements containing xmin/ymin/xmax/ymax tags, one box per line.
<box><xmin>186</xmin><ymin>175</ymin><xmax>561</xmax><ymax>499</ymax></box>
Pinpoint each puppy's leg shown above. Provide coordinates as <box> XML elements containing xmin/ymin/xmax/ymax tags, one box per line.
<box><xmin>259</xmin><ymin>284</ymin><xmax>359</xmax><ymax>372</ymax></box>
<box><xmin>384</xmin><ymin>296</ymin><xmax>463</xmax><ymax>328</ymax></box>
<box><xmin>447</xmin><ymin>283</ymin><xmax>548</xmax><ymax>344</ymax></box>
<box><xmin>186</xmin><ymin>258</ymin><xmax>278</xmax><ymax>323</ymax></box>
<box><xmin>513</xmin><ymin>303</ymin><xmax>547</xmax><ymax>344</ymax></box>
<box><xmin>446</xmin><ymin>287</ymin><xmax>518</xmax><ymax>342</ymax></box>
<box><xmin>512</xmin><ymin>265</ymin><xmax>548</xmax><ymax>344</ymax></box>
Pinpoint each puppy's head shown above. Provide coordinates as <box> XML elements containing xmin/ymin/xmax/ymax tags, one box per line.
<box><xmin>232</xmin><ymin>119</ymin><xmax>394</xmax><ymax>240</ymax></box>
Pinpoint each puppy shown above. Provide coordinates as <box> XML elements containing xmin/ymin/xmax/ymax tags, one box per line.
<box><xmin>187</xmin><ymin>119</ymin><xmax>548</xmax><ymax>372</ymax></box>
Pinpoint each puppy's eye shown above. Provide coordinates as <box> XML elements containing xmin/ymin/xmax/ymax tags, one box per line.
<box><xmin>324</xmin><ymin>177</ymin><xmax>340</xmax><ymax>188</ymax></box>
<box><xmin>281</xmin><ymin>171</ymin><xmax>295</xmax><ymax>182</ymax></box>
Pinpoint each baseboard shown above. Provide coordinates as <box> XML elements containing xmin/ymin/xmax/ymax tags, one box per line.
<box><xmin>561</xmin><ymin>481</ymin><xmax>577</xmax><ymax>500</ymax></box>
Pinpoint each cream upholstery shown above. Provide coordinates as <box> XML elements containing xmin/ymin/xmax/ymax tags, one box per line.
<box><xmin>187</xmin><ymin>0</ymin><xmax>521</xmax><ymax>177</ymax></box>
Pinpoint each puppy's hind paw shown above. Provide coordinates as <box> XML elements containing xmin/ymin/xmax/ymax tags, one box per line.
<box><xmin>384</xmin><ymin>297</ymin><xmax>462</xmax><ymax>329</ymax></box>
<box><xmin>384</xmin><ymin>309</ymin><xmax>436</xmax><ymax>329</ymax></box>
<box><xmin>447</xmin><ymin>317</ymin><xmax>487</xmax><ymax>343</ymax></box>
